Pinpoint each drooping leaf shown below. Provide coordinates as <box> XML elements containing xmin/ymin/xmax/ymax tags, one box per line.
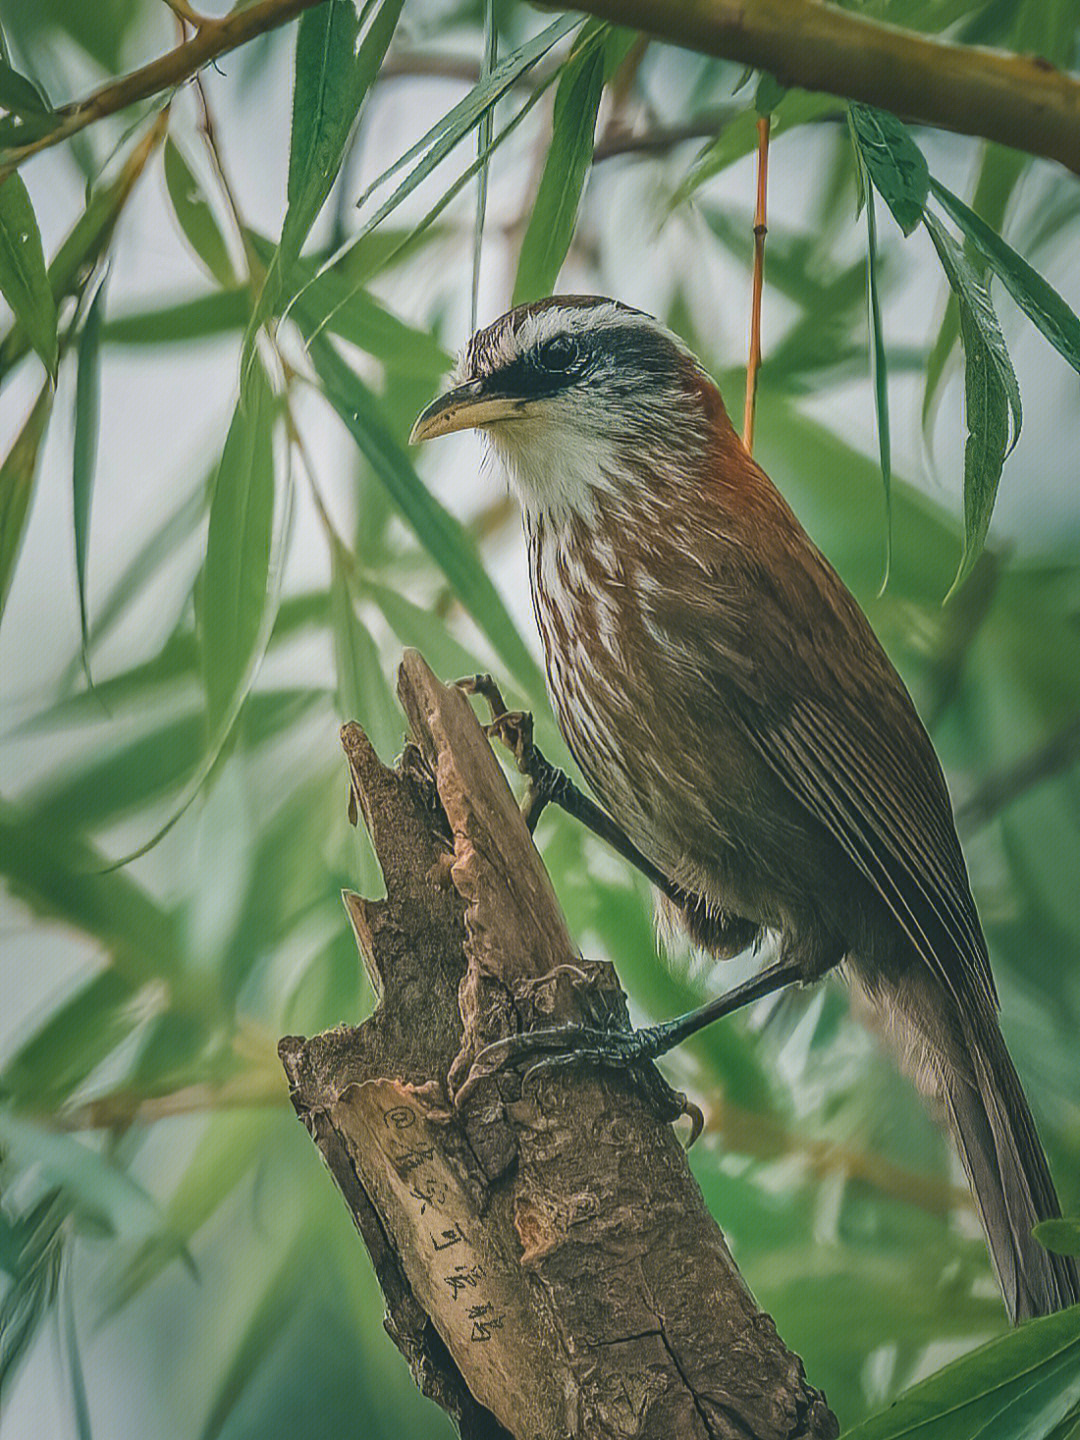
<box><xmin>0</xmin><ymin>58</ymin><xmax>50</xmax><ymax>116</ymax></box>
<box><xmin>163</xmin><ymin>139</ymin><xmax>237</xmax><ymax>289</ymax></box>
<box><xmin>471</xmin><ymin>0</ymin><xmax>498</xmax><ymax>332</ymax></box>
<box><xmin>1035</xmin><ymin>1219</ymin><xmax>1080</xmax><ymax>1258</ymax></box>
<box><xmin>924</xmin><ymin>211</ymin><xmax>1021</xmax><ymax>596</ymax></box>
<box><xmin>513</xmin><ymin>25</ymin><xmax>610</xmax><ymax>305</ymax></box>
<box><xmin>672</xmin><ymin>91</ymin><xmax>836</xmax><ymax>206</ymax></box>
<box><xmin>329</xmin><ymin>541</ymin><xmax>401</xmax><ymax>756</ymax></box>
<box><xmin>930</xmin><ymin>177</ymin><xmax>1080</xmax><ymax>377</ymax></box>
<box><xmin>0</xmin><ymin>379</ymin><xmax>51</xmax><ymax>623</ymax></box>
<box><xmin>848</xmin><ymin>104</ymin><xmax>929</xmax><ymax>236</ymax></box>
<box><xmin>0</xmin><ymin>173</ymin><xmax>57</xmax><ymax>373</ymax></box>
<box><xmin>199</xmin><ymin>359</ymin><xmax>277</xmax><ymax>737</ymax></box>
<box><xmin>354</xmin><ymin>14</ymin><xmax>580</xmax><ymax>235</ymax></box>
<box><xmin>864</xmin><ymin>185</ymin><xmax>892</xmax><ymax>586</ymax></box>
<box><xmin>309</xmin><ymin>336</ymin><xmax>545</xmax><ymax>700</ymax></box>
<box><xmin>103</xmin><ymin>289</ymin><xmax>251</xmax><ymax>346</ymax></box>
<box><xmin>922</xmin><ymin>144</ymin><xmax>1026</xmax><ymax>436</ymax></box>
<box><xmin>840</xmin><ymin>1302</ymin><xmax>1080</xmax><ymax>1439</ymax></box>
<box><xmin>281</xmin><ymin>0</ymin><xmax>404</xmax><ymax>270</ymax></box>
<box><xmin>72</xmin><ymin>275</ymin><xmax>106</xmax><ymax>670</ymax></box>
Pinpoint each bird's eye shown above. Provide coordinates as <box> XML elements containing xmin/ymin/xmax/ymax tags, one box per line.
<box><xmin>536</xmin><ymin>335</ymin><xmax>581</xmax><ymax>373</ymax></box>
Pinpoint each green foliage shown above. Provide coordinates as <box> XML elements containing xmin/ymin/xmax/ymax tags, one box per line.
<box><xmin>2</xmin><ymin>3</ymin><xmax>1080</xmax><ymax>1437</ymax></box>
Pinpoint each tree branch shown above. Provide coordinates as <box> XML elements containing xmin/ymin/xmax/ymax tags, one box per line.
<box><xmin>563</xmin><ymin>0</ymin><xmax>1080</xmax><ymax>175</ymax></box>
<box><xmin>280</xmin><ymin>651</ymin><xmax>839</xmax><ymax>1440</ymax></box>
<box><xmin>0</xmin><ymin>0</ymin><xmax>326</xmax><ymax>178</ymax></box>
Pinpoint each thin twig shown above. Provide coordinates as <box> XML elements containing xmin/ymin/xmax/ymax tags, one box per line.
<box><xmin>0</xmin><ymin>0</ymin><xmax>326</xmax><ymax>179</ymax></box>
<box><xmin>592</xmin><ymin>111</ymin><xmax>736</xmax><ymax>161</ymax></box>
<box><xmin>956</xmin><ymin>713</ymin><xmax>1080</xmax><ymax>837</ymax></box>
<box><xmin>742</xmin><ymin>114</ymin><xmax>770</xmax><ymax>454</ymax></box>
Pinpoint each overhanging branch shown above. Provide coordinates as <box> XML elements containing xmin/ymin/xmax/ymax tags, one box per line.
<box><xmin>564</xmin><ymin>0</ymin><xmax>1080</xmax><ymax>175</ymax></box>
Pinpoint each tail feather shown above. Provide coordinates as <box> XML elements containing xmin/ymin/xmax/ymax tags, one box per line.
<box><xmin>857</xmin><ymin>969</ymin><xmax>1079</xmax><ymax>1321</ymax></box>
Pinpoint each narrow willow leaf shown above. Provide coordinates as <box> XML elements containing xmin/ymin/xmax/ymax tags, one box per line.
<box><xmin>1034</xmin><ymin>1219</ymin><xmax>1080</xmax><ymax>1257</ymax></box>
<box><xmin>0</xmin><ymin>380</ymin><xmax>51</xmax><ymax>623</ymax></box>
<box><xmin>0</xmin><ymin>59</ymin><xmax>50</xmax><ymax>116</ymax></box>
<box><xmin>672</xmin><ymin>91</ymin><xmax>836</xmax><ymax>206</ymax></box>
<box><xmin>864</xmin><ymin>187</ymin><xmax>892</xmax><ymax>587</ymax></box>
<box><xmin>471</xmin><ymin>0</ymin><xmax>498</xmax><ymax>333</ymax></box>
<box><xmin>922</xmin><ymin>145</ymin><xmax>1026</xmax><ymax>436</ymax></box>
<box><xmin>841</xmin><ymin>1303</ymin><xmax>1080</xmax><ymax>1439</ymax></box>
<box><xmin>1</xmin><ymin>970</ymin><xmax>136</xmax><ymax>1109</ymax></box>
<box><xmin>0</xmin><ymin>174</ymin><xmax>57</xmax><ymax>373</ymax></box>
<box><xmin>73</xmin><ymin>276</ymin><xmax>106</xmax><ymax>670</ymax></box>
<box><xmin>363</xmin><ymin>576</ymin><xmax>482</xmax><ymax>683</ymax></box>
<box><xmin>930</xmin><ymin>177</ymin><xmax>1080</xmax><ymax>376</ymax></box>
<box><xmin>281</xmin><ymin>0</ymin><xmax>404</xmax><ymax>267</ymax></box>
<box><xmin>310</xmin><ymin>337</ymin><xmax>545</xmax><ymax>700</ymax></box>
<box><xmin>103</xmin><ymin>290</ymin><xmax>250</xmax><ymax>346</ymax></box>
<box><xmin>329</xmin><ymin>543</ymin><xmax>400</xmax><ymax>756</ymax></box>
<box><xmin>925</xmin><ymin>211</ymin><xmax>1020</xmax><ymax>596</ymax></box>
<box><xmin>848</xmin><ymin>104</ymin><xmax>929</xmax><ymax>236</ymax></box>
<box><xmin>355</xmin><ymin>14</ymin><xmax>580</xmax><ymax>232</ymax></box>
<box><xmin>200</xmin><ymin>359</ymin><xmax>276</xmax><ymax>736</ymax></box>
<box><xmin>513</xmin><ymin>27</ymin><xmax>608</xmax><ymax>306</ymax></box>
<box><xmin>163</xmin><ymin>139</ymin><xmax>237</xmax><ymax>289</ymax></box>
<box><xmin>62</xmin><ymin>1281</ymin><xmax>93</xmax><ymax>1440</ymax></box>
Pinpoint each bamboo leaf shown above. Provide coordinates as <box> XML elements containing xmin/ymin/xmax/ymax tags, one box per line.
<box><xmin>865</xmin><ymin>186</ymin><xmax>892</xmax><ymax>586</ymax></box>
<box><xmin>199</xmin><ymin>359</ymin><xmax>277</xmax><ymax>737</ymax></box>
<box><xmin>103</xmin><ymin>289</ymin><xmax>251</xmax><ymax>346</ymax></box>
<box><xmin>513</xmin><ymin>26</ymin><xmax>611</xmax><ymax>305</ymax></box>
<box><xmin>72</xmin><ymin>276</ymin><xmax>106</xmax><ymax>671</ymax></box>
<box><xmin>672</xmin><ymin>91</ymin><xmax>836</xmax><ymax>206</ymax></box>
<box><xmin>163</xmin><ymin>139</ymin><xmax>237</xmax><ymax>289</ymax></box>
<box><xmin>924</xmin><ymin>211</ymin><xmax>1021</xmax><ymax>597</ymax></box>
<box><xmin>840</xmin><ymin>1302</ymin><xmax>1080</xmax><ymax>1439</ymax></box>
<box><xmin>848</xmin><ymin>105</ymin><xmax>929</xmax><ymax>236</ymax></box>
<box><xmin>0</xmin><ymin>379</ymin><xmax>51</xmax><ymax>624</ymax></box>
<box><xmin>0</xmin><ymin>174</ymin><xmax>57</xmax><ymax>374</ymax></box>
<box><xmin>930</xmin><ymin>177</ymin><xmax>1080</xmax><ymax>377</ymax></box>
<box><xmin>310</xmin><ymin>336</ymin><xmax>545</xmax><ymax>700</ymax></box>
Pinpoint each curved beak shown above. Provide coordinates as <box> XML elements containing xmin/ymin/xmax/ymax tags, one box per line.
<box><xmin>409</xmin><ymin>380</ymin><xmax>528</xmax><ymax>444</ymax></box>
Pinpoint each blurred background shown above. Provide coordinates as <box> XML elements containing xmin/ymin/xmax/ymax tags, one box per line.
<box><xmin>2</xmin><ymin>1</ymin><xmax>1079</xmax><ymax>1435</ymax></box>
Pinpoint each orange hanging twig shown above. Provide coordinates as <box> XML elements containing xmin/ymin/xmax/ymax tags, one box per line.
<box><xmin>743</xmin><ymin>114</ymin><xmax>771</xmax><ymax>455</ymax></box>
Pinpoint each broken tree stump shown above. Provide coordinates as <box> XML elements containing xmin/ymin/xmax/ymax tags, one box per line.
<box><xmin>279</xmin><ymin>650</ymin><xmax>839</xmax><ymax>1440</ymax></box>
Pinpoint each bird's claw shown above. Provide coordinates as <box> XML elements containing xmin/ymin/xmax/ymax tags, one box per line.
<box><xmin>454</xmin><ymin>1023</ymin><xmax>704</xmax><ymax>1144</ymax></box>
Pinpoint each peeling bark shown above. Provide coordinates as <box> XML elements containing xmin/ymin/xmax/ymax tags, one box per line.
<box><xmin>280</xmin><ymin>650</ymin><xmax>839</xmax><ymax>1440</ymax></box>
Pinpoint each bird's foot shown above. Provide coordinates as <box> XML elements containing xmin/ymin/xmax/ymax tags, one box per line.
<box><xmin>456</xmin><ymin>674</ymin><xmax>564</xmax><ymax>830</ymax></box>
<box><xmin>454</xmin><ymin>1021</ymin><xmax>705</xmax><ymax>1144</ymax></box>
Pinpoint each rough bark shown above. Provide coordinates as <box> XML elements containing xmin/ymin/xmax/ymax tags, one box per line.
<box><xmin>279</xmin><ymin>650</ymin><xmax>839</xmax><ymax>1440</ymax></box>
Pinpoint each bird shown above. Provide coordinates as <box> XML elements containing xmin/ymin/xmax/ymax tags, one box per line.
<box><xmin>410</xmin><ymin>294</ymin><xmax>1079</xmax><ymax>1323</ymax></box>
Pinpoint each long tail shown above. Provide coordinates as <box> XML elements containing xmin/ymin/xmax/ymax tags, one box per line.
<box><xmin>860</xmin><ymin>971</ymin><xmax>1079</xmax><ymax>1321</ymax></box>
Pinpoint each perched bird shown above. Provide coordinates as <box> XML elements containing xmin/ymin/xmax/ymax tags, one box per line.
<box><xmin>410</xmin><ymin>295</ymin><xmax>1079</xmax><ymax>1322</ymax></box>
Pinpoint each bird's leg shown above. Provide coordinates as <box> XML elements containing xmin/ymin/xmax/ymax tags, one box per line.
<box><xmin>456</xmin><ymin>674</ymin><xmax>682</xmax><ymax>899</ymax></box>
<box><xmin>454</xmin><ymin>956</ymin><xmax>803</xmax><ymax>1129</ymax></box>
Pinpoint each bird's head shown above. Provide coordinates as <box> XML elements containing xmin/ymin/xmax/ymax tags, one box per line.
<box><xmin>410</xmin><ymin>296</ymin><xmax>724</xmax><ymax>520</ymax></box>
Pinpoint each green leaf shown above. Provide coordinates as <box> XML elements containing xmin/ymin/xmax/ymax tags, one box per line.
<box><xmin>672</xmin><ymin>91</ymin><xmax>836</xmax><ymax>206</ymax></box>
<box><xmin>0</xmin><ymin>58</ymin><xmax>50</xmax><ymax>116</ymax></box>
<box><xmin>103</xmin><ymin>289</ymin><xmax>251</xmax><ymax>346</ymax></box>
<box><xmin>841</xmin><ymin>1303</ymin><xmax>1080</xmax><ymax>1439</ymax></box>
<box><xmin>309</xmin><ymin>336</ymin><xmax>545</xmax><ymax>700</ymax></box>
<box><xmin>163</xmin><ymin>139</ymin><xmax>237</xmax><ymax>289</ymax></box>
<box><xmin>1035</xmin><ymin>1220</ymin><xmax>1080</xmax><ymax>1258</ymax></box>
<box><xmin>0</xmin><ymin>379</ymin><xmax>51</xmax><ymax>623</ymax></box>
<box><xmin>848</xmin><ymin>105</ymin><xmax>929</xmax><ymax>236</ymax></box>
<box><xmin>513</xmin><ymin>28</ymin><xmax>608</xmax><ymax>305</ymax></box>
<box><xmin>73</xmin><ymin>276</ymin><xmax>106</xmax><ymax>669</ymax></box>
<box><xmin>329</xmin><ymin>541</ymin><xmax>401</xmax><ymax>756</ymax></box>
<box><xmin>355</xmin><ymin>14</ymin><xmax>580</xmax><ymax>235</ymax></box>
<box><xmin>924</xmin><ymin>210</ymin><xmax>1021</xmax><ymax>596</ymax></box>
<box><xmin>754</xmin><ymin>71</ymin><xmax>787</xmax><ymax>116</ymax></box>
<box><xmin>929</xmin><ymin>177</ymin><xmax>1080</xmax><ymax>377</ymax></box>
<box><xmin>864</xmin><ymin>181</ymin><xmax>892</xmax><ymax>585</ymax></box>
<box><xmin>471</xmin><ymin>0</ymin><xmax>498</xmax><ymax>332</ymax></box>
<box><xmin>199</xmin><ymin>359</ymin><xmax>277</xmax><ymax>737</ymax></box>
<box><xmin>281</xmin><ymin>0</ymin><xmax>403</xmax><ymax>268</ymax></box>
<box><xmin>0</xmin><ymin>173</ymin><xmax>57</xmax><ymax>373</ymax></box>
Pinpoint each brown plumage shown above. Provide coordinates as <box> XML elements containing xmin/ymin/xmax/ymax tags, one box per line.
<box><xmin>411</xmin><ymin>295</ymin><xmax>1079</xmax><ymax>1322</ymax></box>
